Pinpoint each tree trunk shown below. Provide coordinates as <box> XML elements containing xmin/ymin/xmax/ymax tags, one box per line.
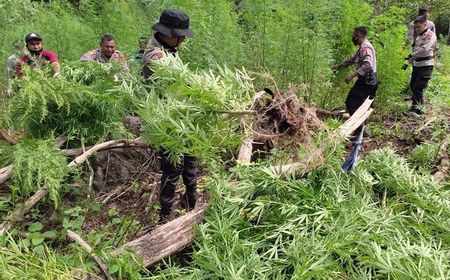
<box><xmin>113</xmin><ymin>203</ymin><xmax>208</xmax><ymax>268</ymax></box>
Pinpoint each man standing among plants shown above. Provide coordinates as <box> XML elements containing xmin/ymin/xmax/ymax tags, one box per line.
<box><xmin>404</xmin><ymin>16</ymin><xmax>437</xmax><ymax>117</ymax></box>
<box><xmin>333</xmin><ymin>26</ymin><xmax>378</xmax><ymax>135</ymax></box>
<box><xmin>80</xmin><ymin>34</ymin><xmax>129</xmax><ymax>71</ymax></box>
<box><xmin>16</xmin><ymin>33</ymin><xmax>61</xmax><ymax>78</ymax></box>
<box><xmin>142</xmin><ymin>9</ymin><xmax>196</xmax><ymax>222</ymax></box>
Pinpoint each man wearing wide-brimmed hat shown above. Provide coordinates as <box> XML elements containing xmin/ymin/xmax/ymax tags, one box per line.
<box><xmin>142</xmin><ymin>9</ymin><xmax>193</xmax><ymax>78</ymax></box>
<box><xmin>142</xmin><ymin>9</ymin><xmax>196</xmax><ymax>223</ymax></box>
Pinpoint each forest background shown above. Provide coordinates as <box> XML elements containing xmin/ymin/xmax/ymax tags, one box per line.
<box><xmin>0</xmin><ymin>0</ymin><xmax>450</xmax><ymax>279</ymax></box>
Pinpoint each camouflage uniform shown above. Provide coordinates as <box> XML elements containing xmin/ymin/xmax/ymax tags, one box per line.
<box><xmin>142</xmin><ymin>36</ymin><xmax>169</xmax><ymax>77</ymax></box>
<box><xmin>409</xmin><ymin>28</ymin><xmax>437</xmax><ymax>113</ymax></box>
<box><xmin>80</xmin><ymin>49</ymin><xmax>129</xmax><ymax>71</ymax></box>
<box><xmin>143</xmin><ymin>34</ymin><xmax>197</xmax><ymax>217</ymax></box>
<box><xmin>339</xmin><ymin>39</ymin><xmax>378</xmax><ymax>115</ymax></box>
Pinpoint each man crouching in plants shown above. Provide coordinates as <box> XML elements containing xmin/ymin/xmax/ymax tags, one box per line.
<box><xmin>333</xmin><ymin>26</ymin><xmax>379</xmax><ymax>138</ymax></box>
<box><xmin>404</xmin><ymin>16</ymin><xmax>437</xmax><ymax>117</ymax></box>
<box><xmin>80</xmin><ymin>34</ymin><xmax>129</xmax><ymax>71</ymax></box>
<box><xmin>142</xmin><ymin>9</ymin><xmax>196</xmax><ymax>223</ymax></box>
<box><xmin>16</xmin><ymin>33</ymin><xmax>61</xmax><ymax>78</ymax></box>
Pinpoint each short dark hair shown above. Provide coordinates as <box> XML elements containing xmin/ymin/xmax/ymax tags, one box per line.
<box><xmin>100</xmin><ymin>34</ymin><xmax>115</xmax><ymax>45</ymax></box>
<box><xmin>354</xmin><ymin>26</ymin><xmax>368</xmax><ymax>36</ymax></box>
<box><xmin>413</xmin><ymin>15</ymin><xmax>427</xmax><ymax>25</ymax></box>
<box><xmin>418</xmin><ymin>7</ymin><xmax>429</xmax><ymax>16</ymax></box>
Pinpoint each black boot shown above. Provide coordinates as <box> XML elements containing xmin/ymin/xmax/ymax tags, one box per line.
<box><xmin>181</xmin><ymin>192</ymin><xmax>196</xmax><ymax>211</ymax></box>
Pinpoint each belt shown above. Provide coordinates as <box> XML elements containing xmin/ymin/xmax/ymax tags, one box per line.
<box><xmin>414</xmin><ymin>56</ymin><xmax>433</xmax><ymax>62</ymax></box>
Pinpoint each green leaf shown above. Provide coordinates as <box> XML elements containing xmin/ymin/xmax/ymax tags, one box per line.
<box><xmin>109</xmin><ymin>264</ymin><xmax>119</xmax><ymax>275</ymax></box>
<box><xmin>28</xmin><ymin>222</ymin><xmax>43</xmax><ymax>232</ymax></box>
<box><xmin>31</xmin><ymin>236</ymin><xmax>45</xmax><ymax>246</ymax></box>
<box><xmin>64</xmin><ymin>206</ymin><xmax>82</xmax><ymax>216</ymax></box>
<box><xmin>43</xmin><ymin>231</ymin><xmax>57</xmax><ymax>239</ymax></box>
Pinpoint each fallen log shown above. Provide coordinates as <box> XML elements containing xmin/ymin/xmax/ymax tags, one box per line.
<box><xmin>268</xmin><ymin>97</ymin><xmax>374</xmax><ymax>176</ymax></box>
<box><xmin>112</xmin><ymin>203</ymin><xmax>208</xmax><ymax>268</ymax></box>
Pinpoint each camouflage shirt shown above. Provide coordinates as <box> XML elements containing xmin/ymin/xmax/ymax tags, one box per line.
<box><xmin>142</xmin><ymin>35</ymin><xmax>177</xmax><ymax>78</ymax></box>
<box><xmin>80</xmin><ymin>49</ymin><xmax>129</xmax><ymax>71</ymax></box>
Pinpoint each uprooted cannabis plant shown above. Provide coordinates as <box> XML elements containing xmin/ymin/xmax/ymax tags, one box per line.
<box><xmin>139</xmin><ymin>55</ymin><xmax>255</xmax><ymax>163</ymax></box>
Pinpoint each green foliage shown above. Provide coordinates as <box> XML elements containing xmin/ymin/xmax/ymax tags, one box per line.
<box><xmin>2</xmin><ymin>64</ymin><xmax>129</xmax><ymax>144</ymax></box>
<box><xmin>148</xmin><ymin>148</ymin><xmax>450</xmax><ymax>279</ymax></box>
<box><xmin>0</xmin><ymin>234</ymin><xmax>79</xmax><ymax>280</ymax></box>
<box><xmin>240</xmin><ymin>0</ymin><xmax>336</xmax><ymax>104</ymax></box>
<box><xmin>369</xmin><ymin>6</ymin><xmax>410</xmax><ymax>110</ymax></box>
<box><xmin>11</xmin><ymin>138</ymin><xmax>67</xmax><ymax>206</ymax></box>
<box><xmin>140</xmin><ymin>55</ymin><xmax>253</xmax><ymax>163</ymax></box>
<box><xmin>408</xmin><ymin>142</ymin><xmax>439</xmax><ymax>169</ymax></box>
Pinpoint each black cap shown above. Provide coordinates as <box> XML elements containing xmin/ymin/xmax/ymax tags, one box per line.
<box><xmin>152</xmin><ymin>9</ymin><xmax>193</xmax><ymax>38</ymax></box>
<box><xmin>25</xmin><ymin>32</ymin><xmax>42</xmax><ymax>43</ymax></box>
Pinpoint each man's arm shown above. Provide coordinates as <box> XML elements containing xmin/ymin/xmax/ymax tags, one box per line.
<box><xmin>142</xmin><ymin>48</ymin><xmax>164</xmax><ymax>80</ymax></box>
<box><xmin>356</xmin><ymin>47</ymin><xmax>374</xmax><ymax>77</ymax></box>
<box><xmin>119</xmin><ymin>53</ymin><xmax>129</xmax><ymax>71</ymax></box>
<box><xmin>51</xmin><ymin>62</ymin><xmax>61</xmax><ymax>77</ymax></box>
<box><xmin>333</xmin><ymin>53</ymin><xmax>356</xmax><ymax>71</ymax></box>
<box><xmin>80</xmin><ymin>50</ymin><xmax>96</xmax><ymax>62</ymax></box>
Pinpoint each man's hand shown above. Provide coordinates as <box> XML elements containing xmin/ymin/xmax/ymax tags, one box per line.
<box><xmin>345</xmin><ymin>72</ymin><xmax>357</xmax><ymax>84</ymax></box>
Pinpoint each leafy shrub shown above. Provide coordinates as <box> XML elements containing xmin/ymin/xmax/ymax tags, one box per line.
<box><xmin>408</xmin><ymin>142</ymin><xmax>439</xmax><ymax>169</ymax></box>
<box><xmin>2</xmin><ymin>64</ymin><xmax>129</xmax><ymax>144</ymax></box>
<box><xmin>11</xmin><ymin>138</ymin><xmax>67</xmax><ymax>206</ymax></box>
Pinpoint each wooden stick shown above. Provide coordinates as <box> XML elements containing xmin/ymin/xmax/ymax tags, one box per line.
<box><xmin>62</xmin><ymin>141</ymin><xmax>149</xmax><ymax>157</ymax></box>
<box><xmin>81</xmin><ymin>138</ymin><xmax>94</xmax><ymax>198</ymax></box>
<box><xmin>0</xmin><ymin>129</ymin><xmax>16</xmax><ymax>145</ymax></box>
<box><xmin>68</xmin><ymin>138</ymin><xmax>145</xmax><ymax>166</ymax></box>
<box><xmin>339</xmin><ymin>98</ymin><xmax>374</xmax><ymax>137</ymax></box>
<box><xmin>237</xmin><ymin>136</ymin><xmax>254</xmax><ymax>164</ymax></box>
<box><xmin>0</xmin><ymin>188</ymin><xmax>47</xmax><ymax>235</ymax></box>
<box><xmin>0</xmin><ymin>164</ymin><xmax>13</xmax><ymax>184</ymax></box>
<box><xmin>67</xmin><ymin>230</ymin><xmax>111</xmax><ymax>280</ymax></box>
<box><xmin>112</xmin><ymin>203</ymin><xmax>208</xmax><ymax>268</ymax></box>
<box><xmin>434</xmin><ymin>137</ymin><xmax>450</xmax><ymax>182</ymax></box>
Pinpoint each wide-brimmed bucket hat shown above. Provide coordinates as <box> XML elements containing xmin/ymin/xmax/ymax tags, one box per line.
<box><xmin>152</xmin><ymin>9</ymin><xmax>193</xmax><ymax>38</ymax></box>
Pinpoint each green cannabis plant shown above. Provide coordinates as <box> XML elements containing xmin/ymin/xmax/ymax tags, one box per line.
<box><xmin>139</xmin><ymin>55</ymin><xmax>254</xmax><ymax>163</ymax></box>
